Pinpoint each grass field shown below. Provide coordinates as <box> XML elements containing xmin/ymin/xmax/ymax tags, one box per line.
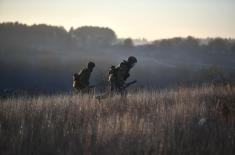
<box><xmin>0</xmin><ymin>84</ymin><xmax>234</xmax><ymax>155</ymax></box>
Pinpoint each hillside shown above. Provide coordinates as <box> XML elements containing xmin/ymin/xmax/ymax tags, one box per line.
<box><xmin>1</xmin><ymin>22</ymin><xmax>235</xmax><ymax>92</ymax></box>
<box><xmin>0</xmin><ymin>84</ymin><xmax>234</xmax><ymax>155</ymax></box>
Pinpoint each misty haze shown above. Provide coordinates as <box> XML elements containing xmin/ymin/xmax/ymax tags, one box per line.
<box><xmin>1</xmin><ymin>0</ymin><xmax>235</xmax><ymax>155</ymax></box>
<box><xmin>0</xmin><ymin>22</ymin><xmax>235</xmax><ymax>93</ymax></box>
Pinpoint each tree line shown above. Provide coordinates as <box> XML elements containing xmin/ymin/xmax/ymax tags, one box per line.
<box><xmin>0</xmin><ymin>22</ymin><xmax>234</xmax><ymax>54</ymax></box>
<box><xmin>0</xmin><ymin>22</ymin><xmax>235</xmax><ymax>93</ymax></box>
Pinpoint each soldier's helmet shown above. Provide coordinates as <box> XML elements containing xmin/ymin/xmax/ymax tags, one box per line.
<box><xmin>87</xmin><ymin>61</ymin><xmax>95</xmax><ymax>69</ymax></box>
<box><xmin>128</xmin><ymin>56</ymin><xmax>137</xmax><ymax>64</ymax></box>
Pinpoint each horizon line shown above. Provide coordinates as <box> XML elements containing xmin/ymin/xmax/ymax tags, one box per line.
<box><xmin>1</xmin><ymin>21</ymin><xmax>235</xmax><ymax>41</ymax></box>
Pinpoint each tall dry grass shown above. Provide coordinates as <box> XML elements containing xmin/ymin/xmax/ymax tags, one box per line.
<box><xmin>0</xmin><ymin>84</ymin><xmax>234</xmax><ymax>155</ymax></box>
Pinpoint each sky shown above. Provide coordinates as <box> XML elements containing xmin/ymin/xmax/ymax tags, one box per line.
<box><xmin>0</xmin><ymin>0</ymin><xmax>235</xmax><ymax>40</ymax></box>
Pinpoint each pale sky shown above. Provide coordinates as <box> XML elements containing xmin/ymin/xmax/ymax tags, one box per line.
<box><xmin>0</xmin><ymin>0</ymin><xmax>235</xmax><ymax>40</ymax></box>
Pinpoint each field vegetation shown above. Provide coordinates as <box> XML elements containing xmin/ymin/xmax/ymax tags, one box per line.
<box><xmin>0</xmin><ymin>84</ymin><xmax>234</xmax><ymax>155</ymax></box>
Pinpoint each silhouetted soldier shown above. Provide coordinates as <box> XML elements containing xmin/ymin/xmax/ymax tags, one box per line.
<box><xmin>73</xmin><ymin>61</ymin><xmax>95</xmax><ymax>93</ymax></box>
<box><xmin>108</xmin><ymin>56</ymin><xmax>137</xmax><ymax>94</ymax></box>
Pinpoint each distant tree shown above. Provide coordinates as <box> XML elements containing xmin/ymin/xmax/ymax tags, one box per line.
<box><xmin>229</xmin><ymin>42</ymin><xmax>235</xmax><ymax>53</ymax></box>
<box><xmin>71</xmin><ymin>26</ymin><xmax>117</xmax><ymax>48</ymax></box>
<box><xmin>0</xmin><ymin>22</ymin><xmax>69</xmax><ymax>50</ymax></box>
<box><xmin>123</xmin><ymin>38</ymin><xmax>134</xmax><ymax>48</ymax></box>
<box><xmin>69</xmin><ymin>27</ymin><xmax>74</xmax><ymax>34</ymax></box>
<box><xmin>184</xmin><ymin>36</ymin><xmax>199</xmax><ymax>50</ymax></box>
<box><xmin>157</xmin><ymin>39</ymin><xmax>172</xmax><ymax>50</ymax></box>
<box><xmin>207</xmin><ymin>38</ymin><xmax>229</xmax><ymax>53</ymax></box>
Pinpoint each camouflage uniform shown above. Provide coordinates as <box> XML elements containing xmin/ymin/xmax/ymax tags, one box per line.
<box><xmin>108</xmin><ymin>56</ymin><xmax>137</xmax><ymax>92</ymax></box>
<box><xmin>108</xmin><ymin>66</ymin><xmax>118</xmax><ymax>91</ymax></box>
<box><xmin>73</xmin><ymin>62</ymin><xmax>95</xmax><ymax>93</ymax></box>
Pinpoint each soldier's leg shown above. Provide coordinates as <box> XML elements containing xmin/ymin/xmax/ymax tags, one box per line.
<box><xmin>72</xmin><ymin>87</ymin><xmax>79</xmax><ymax>94</ymax></box>
<box><xmin>120</xmin><ymin>88</ymin><xmax>127</xmax><ymax>97</ymax></box>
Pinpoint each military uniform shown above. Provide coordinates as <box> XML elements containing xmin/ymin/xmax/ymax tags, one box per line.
<box><xmin>108</xmin><ymin>66</ymin><xmax>118</xmax><ymax>91</ymax></box>
<box><xmin>73</xmin><ymin>62</ymin><xmax>95</xmax><ymax>93</ymax></box>
<box><xmin>108</xmin><ymin>56</ymin><xmax>137</xmax><ymax>92</ymax></box>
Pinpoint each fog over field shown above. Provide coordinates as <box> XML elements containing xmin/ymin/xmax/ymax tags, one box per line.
<box><xmin>0</xmin><ymin>22</ymin><xmax>235</xmax><ymax>93</ymax></box>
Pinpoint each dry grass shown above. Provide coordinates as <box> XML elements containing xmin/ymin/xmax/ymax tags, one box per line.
<box><xmin>0</xmin><ymin>84</ymin><xmax>235</xmax><ymax>155</ymax></box>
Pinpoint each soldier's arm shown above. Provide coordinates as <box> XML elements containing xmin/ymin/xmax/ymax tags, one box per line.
<box><xmin>78</xmin><ymin>68</ymin><xmax>87</xmax><ymax>78</ymax></box>
<box><xmin>79</xmin><ymin>68</ymin><xmax>91</xmax><ymax>86</ymax></box>
<box><xmin>77</xmin><ymin>69</ymin><xmax>85</xmax><ymax>84</ymax></box>
<box><xmin>117</xmin><ymin>64</ymin><xmax>126</xmax><ymax>84</ymax></box>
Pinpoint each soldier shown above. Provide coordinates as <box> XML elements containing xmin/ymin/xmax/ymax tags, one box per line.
<box><xmin>108</xmin><ymin>65</ymin><xmax>118</xmax><ymax>91</ymax></box>
<box><xmin>108</xmin><ymin>56</ymin><xmax>137</xmax><ymax>93</ymax></box>
<box><xmin>73</xmin><ymin>61</ymin><xmax>95</xmax><ymax>93</ymax></box>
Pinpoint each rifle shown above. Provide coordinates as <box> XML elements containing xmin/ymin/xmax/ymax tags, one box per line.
<box><xmin>96</xmin><ymin>80</ymin><xmax>137</xmax><ymax>100</ymax></box>
<box><xmin>122</xmin><ymin>80</ymin><xmax>137</xmax><ymax>89</ymax></box>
